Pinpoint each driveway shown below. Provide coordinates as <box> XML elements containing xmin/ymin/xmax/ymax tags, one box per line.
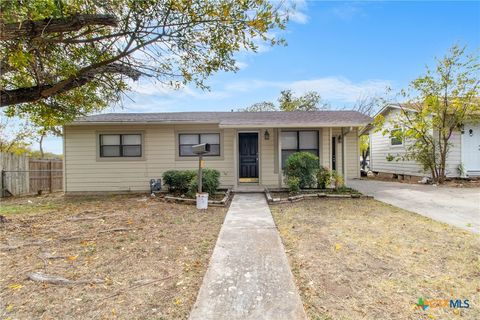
<box><xmin>347</xmin><ymin>179</ymin><xmax>480</xmax><ymax>234</ymax></box>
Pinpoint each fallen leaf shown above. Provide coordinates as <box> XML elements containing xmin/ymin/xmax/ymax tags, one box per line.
<box><xmin>6</xmin><ymin>304</ymin><xmax>14</xmax><ymax>312</ymax></box>
<box><xmin>67</xmin><ymin>255</ymin><xmax>78</xmax><ymax>262</ymax></box>
<box><xmin>9</xmin><ymin>284</ymin><xmax>23</xmax><ymax>290</ymax></box>
<box><xmin>334</xmin><ymin>243</ymin><xmax>342</xmax><ymax>251</ymax></box>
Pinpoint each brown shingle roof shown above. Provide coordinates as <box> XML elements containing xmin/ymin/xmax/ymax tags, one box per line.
<box><xmin>70</xmin><ymin>111</ymin><xmax>372</xmax><ymax>127</ymax></box>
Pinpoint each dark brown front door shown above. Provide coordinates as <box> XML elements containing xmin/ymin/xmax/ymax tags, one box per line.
<box><xmin>332</xmin><ymin>136</ymin><xmax>336</xmax><ymax>171</ymax></box>
<box><xmin>239</xmin><ymin>133</ymin><xmax>258</xmax><ymax>181</ymax></box>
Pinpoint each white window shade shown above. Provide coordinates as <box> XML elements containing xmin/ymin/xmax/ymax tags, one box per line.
<box><xmin>122</xmin><ymin>134</ymin><xmax>141</xmax><ymax>145</ymax></box>
<box><xmin>180</xmin><ymin>134</ymin><xmax>198</xmax><ymax>144</ymax></box>
<box><xmin>101</xmin><ymin>135</ymin><xmax>120</xmax><ymax>145</ymax></box>
<box><xmin>281</xmin><ymin>132</ymin><xmax>298</xmax><ymax>149</ymax></box>
<box><xmin>201</xmin><ymin>134</ymin><xmax>220</xmax><ymax>144</ymax></box>
<box><xmin>299</xmin><ymin>131</ymin><xmax>317</xmax><ymax>149</ymax></box>
<box><xmin>101</xmin><ymin>146</ymin><xmax>121</xmax><ymax>157</ymax></box>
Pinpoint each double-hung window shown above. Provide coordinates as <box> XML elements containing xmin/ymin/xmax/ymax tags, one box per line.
<box><xmin>99</xmin><ymin>134</ymin><xmax>142</xmax><ymax>157</ymax></box>
<box><xmin>179</xmin><ymin>133</ymin><xmax>220</xmax><ymax>157</ymax></box>
<box><xmin>281</xmin><ymin>131</ymin><xmax>319</xmax><ymax>167</ymax></box>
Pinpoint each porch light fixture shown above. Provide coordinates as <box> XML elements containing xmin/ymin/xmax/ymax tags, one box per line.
<box><xmin>338</xmin><ymin>135</ymin><xmax>342</xmax><ymax>143</ymax></box>
<box><xmin>264</xmin><ymin>129</ymin><xmax>270</xmax><ymax>140</ymax></box>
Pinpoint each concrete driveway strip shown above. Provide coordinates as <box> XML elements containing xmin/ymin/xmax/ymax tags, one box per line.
<box><xmin>348</xmin><ymin>179</ymin><xmax>480</xmax><ymax>234</ymax></box>
<box><xmin>189</xmin><ymin>193</ymin><xmax>307</xmax><ymax>320</ymax></box>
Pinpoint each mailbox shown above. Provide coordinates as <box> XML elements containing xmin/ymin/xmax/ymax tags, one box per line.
<box><xmin>192</xmin><ymin>143</ymin><xmax>210</xmax><ymax>155</ymax></box>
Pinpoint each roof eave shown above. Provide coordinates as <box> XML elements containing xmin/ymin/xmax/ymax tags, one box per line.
<box><xmin>219</xmin><ymin>122</ymin><xmax>371</xmax><ymax>128</ymax></box>
<box><xmin>66</xmin><ymin>120</ymin><xmax>220</xmax><ymax>126</ymax></box>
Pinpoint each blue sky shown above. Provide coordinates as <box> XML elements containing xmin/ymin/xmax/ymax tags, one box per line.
<box><xmin>41</xmin><ymin>0</ymin><xmax>480</xmax><ymax>153</ymax></box>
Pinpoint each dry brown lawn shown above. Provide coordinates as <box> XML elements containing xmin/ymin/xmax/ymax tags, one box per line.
<box><xmin>0</xmin><ymin>193</ymin><xmax>227</xmax><ymax>319</ymax></box>
<box><xmin>271</xmin><ymin>198</ymin><xmax>480</xmax><ymax>320</ymax></box>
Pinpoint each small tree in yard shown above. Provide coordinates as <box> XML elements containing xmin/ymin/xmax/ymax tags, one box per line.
<box><xmin>375</xmin><ymin>45</ymin><xmax>479</xmax><ymax>183</ymax></box>
<box><xmin>359</xmin><ymin>135</ymin><xmax>369</xmax><ymax>170</ymax></box>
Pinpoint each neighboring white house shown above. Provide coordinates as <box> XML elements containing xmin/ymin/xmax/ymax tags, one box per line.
<box><xmin>361</xmin><ymin>104</ymin><xmax>480</xmax><ymax>179</ymax></box>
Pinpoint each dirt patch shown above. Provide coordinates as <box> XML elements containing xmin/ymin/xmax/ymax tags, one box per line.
<box><xmin>0</xmin><ymin>193</ymin><xmax>227</xmax><ymax>319</ymax></box>
<box><xmin>271</xmin><ymin>199</ymin><xmax>480</xmax><ymax>320</ymax></box>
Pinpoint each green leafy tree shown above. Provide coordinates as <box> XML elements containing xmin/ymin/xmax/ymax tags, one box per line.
<box><xmin>238</xmin><ymin>101</ymin><xmax>276</xmax><ymax>112</ymax></box>
<box><xmin>278</xmin><ymin>90</ymin><xmax>329</xmax><ymax>111</ymax></box>
<box><xmin>241</xmin><ymin>90</ymin><xmax>329</xmax><ymax>112</ymax></box>
<box><xmin>1</xmin><ymin>0</ymin><xmax>287</xmax><ymax>130</ymax></box>
<box><xmin>375</xmin><ymin>45</ymin><xmax>480</xmax><ymax>183</ymax></box>
<box><xmin>359</xmin><ymin>135</ymin><xmax>369</xmax><ymax>170</ymax></box>
<box><xmin>0</xmin><ymin>116</ymin><xmax>34</xmax><ymax>154</ymax></box>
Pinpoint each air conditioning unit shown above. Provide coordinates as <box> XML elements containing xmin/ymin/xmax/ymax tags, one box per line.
<box><xmin>150</xmin><ymin>179</ymin><xmax>162</xmax><ymax>194</ymax></box>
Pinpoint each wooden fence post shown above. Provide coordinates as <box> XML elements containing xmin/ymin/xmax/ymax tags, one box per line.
<box><xmin>49</xmin><ymin>160</ymin><xmax>53</xmax><ymax>193</ymax></box>
<box><xmin>1</xmin><ymin>170</ymin><xmax>5</xmax><ymax>198</ymax></box>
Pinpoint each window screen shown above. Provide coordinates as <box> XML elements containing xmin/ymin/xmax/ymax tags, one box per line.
<box><xmin>281</xmin><ymin>130</ymin><xmax>319</xmax><ymax>167</ymax></box>
<box><xmin>179</xmin><ymin>133</ymin><xmax>220</xmax><ymax>156</ymax></box>
<box><xmin>100</xmin><ymin>134</ymin><xmax>142</xmax><ymax>157</ymax></box>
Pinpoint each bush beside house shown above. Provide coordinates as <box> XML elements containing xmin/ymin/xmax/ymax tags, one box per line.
<box><xmin>284</xmin><ymin>152</ymin><xmax>346</xmax><ymax>193</ymax></box>
<box><xmin>162</xmin><ymin>169</ymin><xmax>220</xmax><ymax>197</ymax></box>
<box><xmin>284</xmin><ymin>152</ymin><xmax>319</xmax><ymax>190</ymax></box>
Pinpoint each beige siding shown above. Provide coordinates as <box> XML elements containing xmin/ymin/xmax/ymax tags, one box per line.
<box><xmin>64</xmin><ymin>124</ymin><xmax>235</xmax><ymax>192</ymax></box>
<box><xmin>65</xmin><ymin>124</ymin><xmax>362</xmax><ymax>192</ymax></box>
<box><xmin>320</xmin><ymin>128</ymin><xmax>330</xmax><ymax>168</ymax></box>
<box><xmin>327</xmin><ymin>128</ymin><xmax>359</xmax><ymax>179</ymax></box>
<box><xmin>345</xmin><ymin>128</ymin><xmax>360</xmax><ymax>179</ymax></box>
<box><xmin>260</xmin><ymin>128</ymin><xmax>279</xmax><ymax>186</ymax></box>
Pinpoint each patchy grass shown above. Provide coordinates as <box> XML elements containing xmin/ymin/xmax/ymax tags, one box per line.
<box><xmin>271</xmin><ymin>198</ymin><xmax>480</xmax><ymax>320</ymax></box>
<box><xmin>0</xmin><ymin>193</ymin><xmax>227</xmax><ymax>319</ymax></box>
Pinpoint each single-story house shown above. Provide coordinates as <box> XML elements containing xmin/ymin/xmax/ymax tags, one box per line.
<box><xmin>361</xmin><ymin>104</ymin><xmax>480</xmax><ymax>179</ymax></box>
<box><xmin>63</xmin><ymin>111</ymin><xmax>371</xmax><ymax>193</ymax></box>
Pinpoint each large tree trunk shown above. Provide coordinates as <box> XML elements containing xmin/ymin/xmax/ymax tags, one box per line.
<box><xmin>1</xmin><ymin>63</ymin><xmax>140</xmax><ymax>106</ymax></box>
<box><xmin>0</xmin><ymin>14</ymin><xmax>117</xmax><ymax>41</ymax></box>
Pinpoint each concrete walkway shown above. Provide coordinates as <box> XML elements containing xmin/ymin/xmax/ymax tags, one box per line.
<box><xmin>189</xmin><ymin>193</ymin><xmax>307</xmax><ymax>320</ymax></box>
<box><xmin>348</xmin><ymin>179</ymin><xmax>480</xmax><ymax>234</ymax></box>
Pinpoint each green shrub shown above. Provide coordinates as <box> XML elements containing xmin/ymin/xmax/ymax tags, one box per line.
<box><xmin>162</xmin><ymin>170</ymin><xmax>196</xmax><ymax>193</ymax></box>
<box><xmin>286</xmin><ymin>176</ymin><xmax>300</xmax><ymax>194</ymax></box>
<box><xmin>316</xmin><ymin>166</ymin><xmax>331</xmax><ymax>189</ymax></box>
<box><xmin>187</xmin><ymin>168</ymin><xmax>221</xmax><ymax>197</ymax></box>
<box><xmin>284</xmin><ymin>152</ymin><xmax>319</xmax><ymax>188</ymax></box>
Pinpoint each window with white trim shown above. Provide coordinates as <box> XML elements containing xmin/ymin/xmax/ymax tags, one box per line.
<box><xmin>390</xmin><ymin>129</ymin><xmax>403</xmax><ymax>146</ymax></box>
<box><xmin>99</xmin><ymin>134</ymin><xmax>142</xmax><ymax>157</ymax></box>
<box><xmin>179</xmin><ymin>133</ymin><xmax>220</xmax><ymax>156</ymax></box>
<box><xmin>281</xmin><ymin>130</ymin><xmax>319</xmax><ymax>167</ymax></box>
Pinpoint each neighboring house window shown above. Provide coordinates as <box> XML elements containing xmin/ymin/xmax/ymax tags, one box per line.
<box><xmin>281</xmin><ymin>130</ymin><xmax>319</xmax><ymax>167</ymax></box>
<box><xmin>100</xmin><ymin>134</ymin><xmax>142</xmax><ymax>157</ymax></box>
<box><xmin>179</xmin><ymin>133</ymin><xmax>220</xmax><ymax>156</ymax></box>
<box><xmin>390</xmin><ymin>129</ymin><xmax>403</xmax><ymax>146</ymax></box>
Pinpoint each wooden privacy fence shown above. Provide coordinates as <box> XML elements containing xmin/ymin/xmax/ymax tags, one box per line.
<box><xmin>29</xmin><ymin>159</ymin><xmax>63</xmax><ymax>193</ymax></box>
<box><xmin>0</xmin><ymin>152</ymin><xmax>63</xmax><ymax>197</ymax></box>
